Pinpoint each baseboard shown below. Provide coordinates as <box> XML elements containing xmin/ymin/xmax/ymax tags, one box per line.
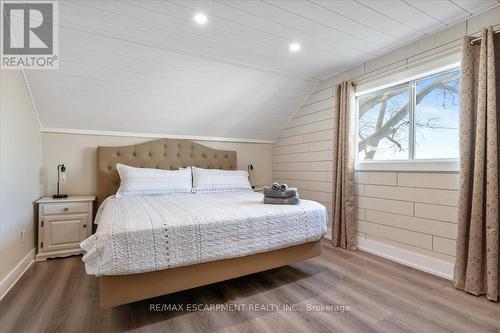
<box><xmin>0</xmin><ymin>248</ymin><xmax>36</xmax><ymax>301</ymax></box>
<box><xmin>357</xmin><ymin>237</ymin><xmax>454</xmax><ymax>280</ymax></box>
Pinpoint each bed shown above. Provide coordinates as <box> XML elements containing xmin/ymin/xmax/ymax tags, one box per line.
<box><xmin>84</xmin><ymin>139</ymin><xmax>327</xmax><ymax>307</ymax></box>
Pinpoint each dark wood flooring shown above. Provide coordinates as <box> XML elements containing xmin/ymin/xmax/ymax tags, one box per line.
<box><xmin>1</xmin><ymin>240</ymin><xmax>499</xmax><ymax>333</ymax></box>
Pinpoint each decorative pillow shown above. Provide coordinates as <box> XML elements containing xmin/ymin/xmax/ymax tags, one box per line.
<box><xmin>192</xmin><ymin>166</ymin><xmax>252</xmax><ymax>193</ymax></box>
<box><xmin>116</xmin><ymin>164</ymin><xmax>192</xmax><ymax>197</ymax></box>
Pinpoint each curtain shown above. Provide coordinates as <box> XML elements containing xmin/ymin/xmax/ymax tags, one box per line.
<box><xmin>331</xmin><ymin>81</ymin><xmax>356</xmax><ymax>250</ymax></box>
<box><xmin>454</xmin><ymin>27</ymin><xmax>499</xmax><ymax>302</ymax></box>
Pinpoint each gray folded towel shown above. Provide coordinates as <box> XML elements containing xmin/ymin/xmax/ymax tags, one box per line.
<box><xmin>264</xmin><ymin>194</ymin><xmax>300</xmax><ymax>205</ymax></box>
<box><xmin>271</xmin><ymin>182</ymin><xmax>280</xmax><ymax>191</ymax></box>
<box><xmin>263</xmin><ymin>186</ymin><xmax>298</xmax><ymax>198</ymax></box>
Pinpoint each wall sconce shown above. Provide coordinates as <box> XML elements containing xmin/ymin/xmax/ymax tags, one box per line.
<box><xmin>52</xmin><ymin>164</ymin><xmax>68</xmax><ymax>199</ymax></box>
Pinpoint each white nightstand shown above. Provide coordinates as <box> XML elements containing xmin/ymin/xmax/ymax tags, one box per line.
<box><xmin>35</xmin><ymin>196</ymin><xmax>95</xmax><ymax>262</ymax></box>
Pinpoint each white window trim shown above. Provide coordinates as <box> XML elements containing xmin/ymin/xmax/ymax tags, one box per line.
<box><xmin>355</xmin><ymin>63</ymin><xmax>461</xmax><ymax>172</ymax></box>
<box><xmin>355</xmin><ymin>159</ymin><xmax>459</xmax><ymax>172</ymax></box>
<box><xmin>355</xmin><ymin>52</ymin><xmax>460</xmax><ymax>96</ymax></box>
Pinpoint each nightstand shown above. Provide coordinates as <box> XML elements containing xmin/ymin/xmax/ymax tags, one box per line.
<box><xmin>35</xmin><ymin>196</ymin><xmax>95</xmax><ymax>262</ymax></box>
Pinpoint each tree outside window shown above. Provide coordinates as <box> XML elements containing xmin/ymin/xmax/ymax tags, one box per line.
<box><xmin>357</xmin><ymin>68</ymin><xmax>460</xmax><ymax>161</ymax></box>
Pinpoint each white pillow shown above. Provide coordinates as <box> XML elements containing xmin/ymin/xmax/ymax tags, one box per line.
<box><xmin>116</xmin><ymin>164</ymin><xmax>192</xmax><ymax>197</ymax></box>
<box><xmin>192</xmin><ymin>166</ymin><xmax>252</xmax><ymax>193</ymax></box>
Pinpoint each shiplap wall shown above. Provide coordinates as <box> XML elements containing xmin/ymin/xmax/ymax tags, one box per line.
<box><xmin>273</xmin><ymin>87</ymin><xmax>335</xmax><ymax>225</ymax></box>
<box><xmin>273</xmin><ymin>86</ymin><xmax>459</xmax><ymax>264</ymax></box>
<box><xmin>355</xmin><ymin>171</ymin><xmax>459</xmax><ymax>263</ymax></box>
<box><xmin>273</xmin><ymin>7</ymin><xmax>500</xmax><ymax>274</ymax></box>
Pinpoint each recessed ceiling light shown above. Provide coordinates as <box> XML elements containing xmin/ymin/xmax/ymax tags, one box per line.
<box><xmin>289</xmin><ymin>43</ymin><xmax>301</xmax><ymax>52</ymax></box>
<box><xmin>193</xmin><ymin>13</ymin><xmax>208</xmax><ymax>25</ymax></box>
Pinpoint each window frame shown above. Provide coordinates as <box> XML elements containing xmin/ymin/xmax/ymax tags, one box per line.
<box><xmin>354</xmin><ymin>66</ymin><xmax>460</xmax><ymax>172</ymax></box>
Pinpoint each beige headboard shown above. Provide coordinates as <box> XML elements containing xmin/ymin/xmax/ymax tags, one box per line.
<box><xmin>96</xmin><ymin>139</ymin><xmax>237</xmax><ymax>207</ymax></box>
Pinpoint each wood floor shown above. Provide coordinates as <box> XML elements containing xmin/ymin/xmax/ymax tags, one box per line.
<box><xmin>1</xmin><ymin>240</ymin><xmax>499</xmax><ymax>333</ymax></box>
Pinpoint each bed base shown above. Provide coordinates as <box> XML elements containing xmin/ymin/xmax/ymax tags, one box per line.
<box><xmin>99</xmin><ymin>240</ymin><xmax>322</xmax><ymax>307</ymax></box>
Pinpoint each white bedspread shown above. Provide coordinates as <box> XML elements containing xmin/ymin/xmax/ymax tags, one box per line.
<box><xmin>81</xmin><ymin>191</ymin><xmax>327</xmax><ymax>276</ymax></box>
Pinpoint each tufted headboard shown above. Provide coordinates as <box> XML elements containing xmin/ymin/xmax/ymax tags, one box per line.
<box><xmin>96</xmin><ymin>139</ymin><xmax>237</xmax><ymax>208</ymax></box>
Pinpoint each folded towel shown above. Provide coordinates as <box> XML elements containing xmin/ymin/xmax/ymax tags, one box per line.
<box><xmin>271</xmin><ymin>182</ymin><xmax>280</xmax><ymax>191</ymax></box>
<box><xmin>280</xmin><ymin>183</ymin><xmax>288</xmax><ymax>191</ymax></box>
<box><xmin>263</xmin><ymin>186</ymin><xmax>298</xmax><ymax>198</ymax></box>
<box><xmin>264</xmin><ymin>194</ymin><xmax>300</xmax><ymax>205</ymax></box>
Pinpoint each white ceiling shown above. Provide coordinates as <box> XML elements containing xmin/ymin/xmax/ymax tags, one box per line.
<box><xmin>26</xmin><ymin>0</ymin><xmax>499</xmax><ymax>142</ymax></box>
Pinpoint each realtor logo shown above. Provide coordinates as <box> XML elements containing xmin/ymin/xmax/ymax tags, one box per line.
<box><xmin>1</xmin><ymin>1</ymin><xmax>58</xmax><ymax>69</ymax></box>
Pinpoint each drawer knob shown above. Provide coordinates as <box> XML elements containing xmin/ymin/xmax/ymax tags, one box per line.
<box><xmin>83</xmin><ymin>224</ymin><xmax>87</xmax><ymax>228</ymax></box>
<box><xmin>63</xmin><ymin>207</ymin><xmax>69</xmax><ymax>212</ymax></box>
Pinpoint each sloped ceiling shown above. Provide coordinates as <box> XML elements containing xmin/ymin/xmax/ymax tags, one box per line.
<box><xmin>26</xmin><ymin>0</ymin><xmax>499</xmax><ymax>142</ymax></box>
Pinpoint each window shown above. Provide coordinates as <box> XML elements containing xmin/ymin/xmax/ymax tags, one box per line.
<box><xmin>356</xmin><ymin>68</ymin><xmax>460</xmax><ymax>162</ymax></box>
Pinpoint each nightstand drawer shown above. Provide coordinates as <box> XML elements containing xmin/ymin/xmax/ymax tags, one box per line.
<box><xmin>43</xmin><ymin>202</ymin><xmax>89</xmax><ymax>215</ymax></box>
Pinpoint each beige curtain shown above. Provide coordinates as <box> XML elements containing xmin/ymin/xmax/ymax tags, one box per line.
<box><xmin>331</xmin><ymin>81</ymin><xmax>356</xmax><ymax>250</ymax></box>
<box><xmin>454</xmin><ymin>27</ymin><xmax>499</xmax><ymax>302</ymax></box>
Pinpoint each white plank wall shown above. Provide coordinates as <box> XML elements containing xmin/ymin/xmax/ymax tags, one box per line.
<box><xmin>273</xmin><ymin>86</ymin><xmax>335</xmax><ymax>225</ymax></box>
<box><xmin>272</xmin><ymin>86</ymin><xmax>459</xmax><ymax>264</ymax></box>
<box><xmin>355</xmin><ymin>171</ymin><xmax>459</xmax><ymax>263</ymax></box>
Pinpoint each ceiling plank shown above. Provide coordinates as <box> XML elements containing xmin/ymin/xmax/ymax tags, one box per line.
<box><xmin>450</xmin><ymin>0</ymin><xmax>499</xmax><ymax>14</ymax></box>
<box><xmin>311</xmin><ymin>0</ymin><xmax>425</xmax><ymax>42</ymax></box>
<box><xmin>357</xmin><ymin>0</ymin><xmax>446</xmax><ymax>33</ymax></box>
<box><xmin>259</xmin><ymin>0</ymin><xmax>400</xmax><ymax>46</ymax></box>
<box><xmin>404</xmin><ymin>0</ymin><xmax>470</xmax><ymax>25</ymax></box>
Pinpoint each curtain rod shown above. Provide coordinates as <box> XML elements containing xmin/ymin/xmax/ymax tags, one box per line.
<box><xmin>470</xmin><ymin>29</ymin><xmax>500</xmax><ymax>45</ymax></box>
